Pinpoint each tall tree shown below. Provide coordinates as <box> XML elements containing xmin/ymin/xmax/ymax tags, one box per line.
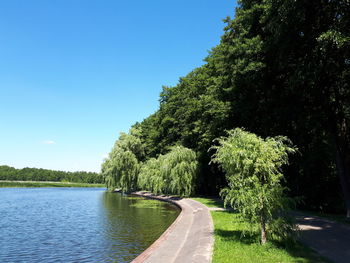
<box><xmin>209</xmin><ymin>0</ymin><xmax>349</xmax><ymax>215</ymax></box>
<box><xmin>112</xmin><ymin>0</ymin><xmax>349</xmax><ymax>215</ymax></box>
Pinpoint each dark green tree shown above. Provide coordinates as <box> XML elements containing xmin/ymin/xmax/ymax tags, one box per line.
<box><xmin>111</xmin><ymin>0</ymin><xmax>350</xmax><ymax>216</ymax></box>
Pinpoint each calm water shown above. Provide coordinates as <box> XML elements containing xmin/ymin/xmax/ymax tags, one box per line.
<box><xmin>0</xmin><ymin>188</ymin><xmax>179</xmax><ymax>262</ymax></box>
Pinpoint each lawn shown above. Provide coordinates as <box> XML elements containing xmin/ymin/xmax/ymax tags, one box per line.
<box><xmin>193</xmin><ymin>197</ymin><xmax>331</xmax><ymax>263</ymax></box>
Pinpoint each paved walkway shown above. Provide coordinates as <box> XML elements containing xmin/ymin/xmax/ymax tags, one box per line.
<box><xmin>131</xmin><ymin>192</ymin><xmax>214</xmax><ymax>263</ymax></box>
<box><xmin>295</xmin><ymin>212</ymin><xmax>350</xmax><ymax>263</ymax></box>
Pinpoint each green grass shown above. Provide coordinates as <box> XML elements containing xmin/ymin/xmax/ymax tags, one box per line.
<box><xmin>0</xmin><ymin>181</ymin><xmax>105</xmax><ymax>188</ymax></box>
<box><xmin>191</xmin><ymin>197</ymin><xmax>225</xmax><ymax>208</ymax></box>
<box><xmin>193</xmin><ymin>197</ymin><xmax>331</xmax><ymax>263</ymax></box>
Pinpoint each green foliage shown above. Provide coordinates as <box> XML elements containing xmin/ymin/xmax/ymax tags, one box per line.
<box><xmin>105</xmin><ymin>0</ymin><xmax>350</xmax><ymax>214</ymax></box>
<box><xmin>163</xmin><ymin>146</ymin><xmax>198</xmax><ymax>196</ymax></box>
<box><xmin>0</xmin><ymin>165</ymin><xmax>102</xmax><ymax>184</ymax></box>
<box><xmin>135</xmin><ymin>0</ymin><xmax>350</xmax><ymax>215</ymax></box>
<box><xmin>138</xmin><ymin>146</ymin><xmax>198</xmax><ymax>197</ymax></box>
<box><xmin>137</xmin><ymin>66</ymin><xmax>231</xmax><ymax>194</ymax></box>
<box><xmin>211</xmin><ymin>128</ymin><xmax>296</xmax><ymax>243</ymax></box>
<box><xmin>114</xmin><ymin>128</ymin><xmax>145</xmax><ymax>161</ymax></box>
<box><xmin>102</xmin><ymin>129</ymin><xmax>142</xmax><ymax>192</ymax></box>
<box><xmin>138</xmin><ymin>158</ymin><xmax>164</xmax><ymax>194</ymax></box>
<box><xmin>0</xmin><ymin>181</ymin><xmax>104</xmax><ymax>188</ymax></box>
<box><xmin>112</xmin><ymin>149</ymin><xmax>139</xmax><ymax>192</ymax></box>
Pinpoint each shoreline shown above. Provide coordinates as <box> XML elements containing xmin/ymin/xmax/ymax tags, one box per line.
<box><xmin>0</xmin><ymin>180</ymin><xmax>105</xmax><ymax>188</ymax></box>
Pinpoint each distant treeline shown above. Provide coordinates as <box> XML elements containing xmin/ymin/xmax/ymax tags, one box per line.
<box><xmin>0</xmin><ymin>165</ymin><xmax>103</xmax><ymax>184</ymax></box>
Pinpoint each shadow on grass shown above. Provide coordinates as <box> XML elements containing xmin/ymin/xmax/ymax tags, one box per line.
<box><xmin>208</xmin><ymin>198</ymin><xmax>225</xmax><ymax>208</ymax></box>
<box><xmin>215</xmin><ymin>228</ymin><xmax>260</xmax><ymax>244</ymax></box>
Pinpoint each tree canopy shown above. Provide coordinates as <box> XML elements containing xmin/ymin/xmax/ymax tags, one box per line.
<box><xmin>138</xmin><ymin>146</ymin><xmax>198</xmax><ymax>197</ymax></box>
<box><xmin>105</xmin><ymin>0</ymin><xmax>350</xmax><ymax>216</ymax></box>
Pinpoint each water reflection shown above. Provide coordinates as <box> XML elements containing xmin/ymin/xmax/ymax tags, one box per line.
<box><xmin>0</xmin><ymin>188</ymin><xmax>179</xmax><ymax>263</ymax></box>
<box><xmin>100</xmin><ymin>192</ymin><xmax>179</xmax><ymax>262</ymax></box>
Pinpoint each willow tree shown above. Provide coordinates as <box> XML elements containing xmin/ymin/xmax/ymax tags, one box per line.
<box><xmin>211</xmin><ymin>128</ymin><xmax>296</xmax><ymax>244</ymax></box>
<box><xmin>138</xmin><ymin>157</ymin><xmax>164</xmax><ymax>194</ymax></box>
<box><xmin>101</xmin><ymin>130</ymin><xmax>143</xmax><ymax>192</ymax></box>
<box><xmin>162</xmin><ymin>146</ymin><xmax>198</xmax><ymax>196</ymax></box>
<box><xmin>101</xmin><ymin>157</ymin><xmax>116</xmax><ymax>190</ymax></box>
<box><xmin>138</xmin><ymin>146</ymin><xmax>198</xmax><ymax>197</ymax></box>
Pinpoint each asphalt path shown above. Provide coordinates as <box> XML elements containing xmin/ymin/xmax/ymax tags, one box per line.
<box><xmin>295</xmin><ymin>212</ymin><xmax>350</xmax><ymax>263</ymax></box>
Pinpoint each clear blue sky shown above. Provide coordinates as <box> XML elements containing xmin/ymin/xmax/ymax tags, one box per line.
<box><xmin>0</xmin><ymin>0</ymin><xmax>237</xmax><ymax>173</ymax></box>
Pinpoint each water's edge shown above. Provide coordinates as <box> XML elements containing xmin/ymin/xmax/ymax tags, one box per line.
<box><xmin>130</xmin><ymin>192</ymin><xmax>184</xmax><ymax>263</ymax></box>
<box><xmin>130</xmin><ymin>192</ymin><xmax>215</xmax><ymax>263</ymax></box>
<box><xmin>0</xmin><ymin>188</ymin><xmax>179</xmax><ymax>262</ymax></box>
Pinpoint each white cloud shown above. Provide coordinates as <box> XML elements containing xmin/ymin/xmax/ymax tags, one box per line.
<box><xmin>42</xmin><ymin>140</ymin><xmax>55</xmax><ymax>145</ymax></box>
<box><xmin>102</xmin><ymin>153</ymin><xmax>108</xmax><ymax>159</ymax></box>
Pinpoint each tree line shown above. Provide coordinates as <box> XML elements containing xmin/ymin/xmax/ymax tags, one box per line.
<box><xmin>101</xmin><ymin>129</ymin><xmax>198</xmax><ymax>196</ymax></box>
<box><xmin>102</xmin><ymin>127</ymin><xmax>296</xmax><ymax>244</ymax></box>
<box><xmin>104</xmin><ymin>0</ymin><xmax>350</xmax><ymax>216</ymax></box>
<box><xmin>0</xmin><ymin>165</ymin><xmax>103</xmax><ymax>184</ymax></box>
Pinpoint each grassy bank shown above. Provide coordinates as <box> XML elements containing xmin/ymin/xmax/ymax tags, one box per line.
<box><xmin>0</xmin><ymin>180</ymin><xmax>105</xmax><ymax>188</ymax></box>
<box><xmin>192</xmin><ymin>197</ymin><xmax>330</xmax><ymax>263</ymax></box>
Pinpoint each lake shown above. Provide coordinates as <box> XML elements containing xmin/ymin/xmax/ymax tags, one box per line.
<box><xmin>0</xmin><ymin>188</ymin><xmax>180</xmax><ymax>262</ymax></box>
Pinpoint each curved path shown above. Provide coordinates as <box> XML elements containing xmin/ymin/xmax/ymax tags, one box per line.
<box><xmin>131</xmin><ymin>192</ymin><xmax>214</xmax><ymax>263</ymax></box>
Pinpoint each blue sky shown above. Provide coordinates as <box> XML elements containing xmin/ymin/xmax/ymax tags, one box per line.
<box><xmin>0</xmin><ymin>0</ymin><xmax>236</xmax><ymax>172</ymax></box>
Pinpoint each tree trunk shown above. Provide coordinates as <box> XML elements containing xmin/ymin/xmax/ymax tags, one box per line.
<box><xmin>261</xmin><ymin>215</ymin><xmax>267</xmax><ymax>244</ymax></box>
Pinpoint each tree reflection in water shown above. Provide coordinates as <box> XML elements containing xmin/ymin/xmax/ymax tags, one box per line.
<box><xmin>101</xmin><ymin>192</ymin><xmax>179</xmax><ymax>262</ymax></box>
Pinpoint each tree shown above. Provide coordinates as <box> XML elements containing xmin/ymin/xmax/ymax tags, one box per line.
<box><xmin>211</xmin><ymin>128</ymin><xmax>296</xmax><ymax>244</ymax></box>
<box><xmin>114</xmin><ymin>127</ymin><xmax>145</xmax><ymax>161</ymax></box>
<box><xmin>206</xmin><ymin>0</ymin><xmax>349</xmax><ymax>215</ymax></box>
<box><xmin>105</xmin><ymin>0</ymin><xmax>349</xmax><ymax>215</ymax></box>
<box><xmin>137</xmin><ymin>65</ymin><xmax>230</xmax><ymax>194</ymax></box>
<box><xmin>138</xmin><ymin>157</ymin><xmax>164</xmax><ymax>194</ymax></box>
<box><xmin>161</xmin><ymin>146</ymin><xmax>198</xmax><ymax>196</ymax></box>
<box><xmin>259</xmin><ymin>0</ymin><xmax>350</xmax><ymax>218</ymax></box>
<box><xmin>138</xmin><ymin>146</ymin><xmax>198</xmax><ymax>197</ymax></box>
<box><xmin>102</xmin><ymin>130</ymin><xmax>143</xmax><ymax>192</ymax></box>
